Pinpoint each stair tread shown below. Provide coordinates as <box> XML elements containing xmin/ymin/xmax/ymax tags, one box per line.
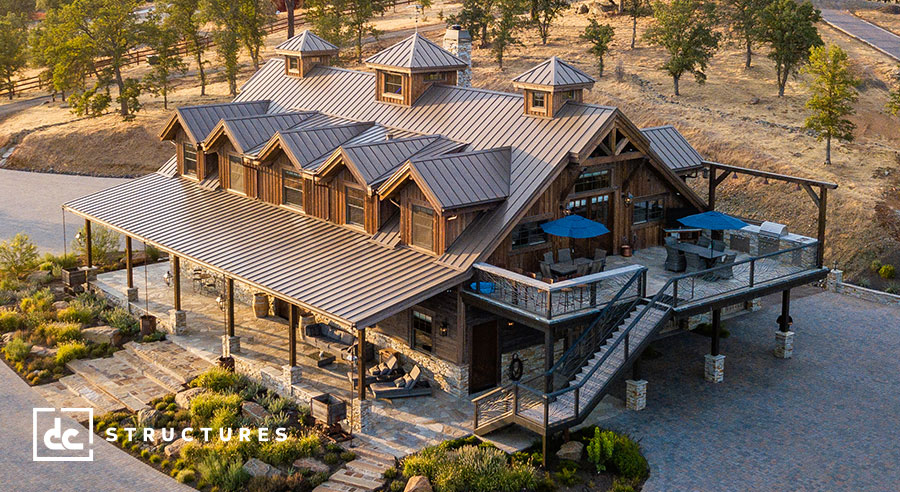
<box><xmin>114</xmin><ymin>350</ymin><xmax>184</xmax><ymax>393</ymax></box>
<box><xmin>329</xmin><ymin>469</ymin><xmax>384</xmax><ymax>490</ymax></box>
<box><xmin>59</xmin><ymin>374</ymin><xmax>125</xmax><ymax>415</ymax></box>
<box><xmin>345</xmin><ymin>458</ymin><xmax>392</xmax><ymax>475</ymax></box>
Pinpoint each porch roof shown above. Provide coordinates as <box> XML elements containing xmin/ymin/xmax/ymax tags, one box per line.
<box><xmin>63</xmin><ymin>172</ymin><xmax>466</xmax><ymax>328</ymax></box>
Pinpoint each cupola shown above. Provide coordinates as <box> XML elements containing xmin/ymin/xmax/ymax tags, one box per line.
<box><xmin>512</xmin><ymin>57</ymin><xmax>595</xmax><ymax>117</ymax></box>
<box><xmin>365</xmin><ymin>33</ymin><xmax>468</xmax><ymax>106</ymax></box>
<box><xmin>275</xmin><ymin>30</ymin><xmax>340</xmax><ymax>78</ymax></box>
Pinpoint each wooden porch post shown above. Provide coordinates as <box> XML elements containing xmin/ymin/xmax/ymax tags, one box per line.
<box><xmin>125</xmin><ymin>237</ymin><xmax>133</xmax><ymax>289</ymax></box>
<box><xmin>710</xmin><ymin>309</ymin><xmax>721</xmax><ymax>356</ymax></box>
<box><xmin>226</xmin><ymin>277</ymin><xmax>235</xmax><ymax>337</ymax></box>
<box><xmin>707</xmin><ymin>164</ymin><xmax>716</xmax><ymax>211</ymax></box>
<box><xmin>173</xmin><ymin>256</ymin><xmax>182</xmax><ymax>312</ymax></box>
<box><xmin>780</xmin><ymin>290</ymin><xmax>791</xmax><ymax>333</ymax></box>
<box><xmin>84</xmin><ymin>219</ymin><xmax>92</xmax><ymax>268</ymax></box>
<box><xmin>544</xmin><ymin>327</ymin><xmax>554</xmax><ymax>393</ymax></box>
<box><xmin>358</xmin><ymin>326</ymin><xmax>367</xmax><ymax>401</ymax></box>
<box><xmin>816</xmin><ymin>187</ymin><xmax>827</xmax><ymax>268</ymax></box>
<box><xmin>288</xmin><ymin>304</ymin><xmax>297</xmax><ymax>367</ymax></box>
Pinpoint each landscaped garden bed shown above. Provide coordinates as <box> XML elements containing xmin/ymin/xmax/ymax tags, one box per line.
<box><xmin>95</xmin><ymin>366</ymin><xmax>357</xmax><ymax>492</ymax></box>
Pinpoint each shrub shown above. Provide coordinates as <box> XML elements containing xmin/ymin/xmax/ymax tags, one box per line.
<box><xmin>175</xmin><ymin>469</ymin><xmax>196</xmax><ymax>484</ymax></box>
<box><xmin>0</xmin><ymin>309</ymin><xmax>25</xmax><ymax>333</ymax></box>
<box><xmin>340</xmin><ymin>451</ymin><xmax>356</xmax><ymax>461</ymax></box>
<box><xmin>0</xmin><ymin>233</ymin><xmax>39</xmax><ymax>280</ymax></box>
<box><xmin>879</xmin><ymin>264</ymin><xmax>896</xmax><ymax>280</ymax></box>
<box><xmin>141</xmin><ymin>331</ymin><xmax>166</xmax><ymax>343</ymax></box>
<box><xmin>20</xmin><ymin>288</ymin><xmax>54</xmax><ymax>314</ymax></box>
<box><xmin>608</xmin><ymin>433</ymin><xmax>648</xmax><ymax>481</ymax></box>
<box><xmin>309</xmin><ymin>472</ymin><xmax>329</xmax><ymax>487</ymax></box>
<box><xmin>72</xmin><ymin>224</ymin><xmax>120</xmax><ymax>267</ymax></box>
<box><xmin>389</xmin><ymin>480</ymin><xmax>405</xmax><ymax>492</ymax></box>
<box><xmin>259</xmin><ymin>433</ymin><xmax>321</xmax><ymax>466</ymax></box>
<box><xmin>265</xmin><ymin>395</ymin><xmax>293</xmax><ymax>414</ymax></box>
<box><xmin>246</xmin><ymin>474</ymin><xmax>309</xmax><ymax>492</ymax></box>
<box><xmin>189</xmin><ymin>392</ymin><xmax>242</xmax><ymax>425</ymax></box>
<box><xmin>210</xmin><ymin>406</ymin><xmax>239</xmax><ymax>432</ymax></box>
<box><xmin>554</xmin><ymin>466</ymin><xmax>580</xmax><ymax>486</ymax></box>
<box><xmin>383</xmin><ymin>467</ymin><xmax>399</xmax><ymax>480</ymax></box>
<box><xmin>405</xmin><ymin>444</ymin><xmax>537</xmax><ymax>492</ymax></box>
<box><xmin>150</xmin><ymin>454</ymin><xmax>162</xmax><ymax>464</ymax></box>
<box><xmin>197</xmin><ymin>454</ymin><xmax>249</xmax><ymax>491</ymax></box>
<box><xmin>190</xmin><ymin>366</ymin><xmax>241</xmax><ymax>393</ymax></box>
<box><xmin>261</xmin><ymin>411</ymin><xmax>290</xmax><ymax>429</ymax></box>
<box><xmin>323</xmin><ymin>452</ymin><xmax>339</xmax><ymax>465</ymax></box>
<box><xmin>161</xmin><ymin>459</ymin><xmax>171</xmax><ymax>469</ymax></box>
<box><xmin>586</xmin><ymin>428</ymin><xmax>615</xmax><ymax>473</ymax></box>
<box><xmin>141</xmin><ymin>449</ymin><xmax>151</xmax><ymax>459</ymax></box>
<box><xmin>57</xmin><ymin>305</ymin><xmax>94</xmax><ymax>325</ymax></box>
<box><xmin>611</xmin><ymin>478</ymin><xmax>636</xmax><ymax>492</ymax></box>
<box><xmin>3</xmin><ymin>337</ymin><xmax>31</xmax><ymax>362</ymax></box>
<box><xmin>56</xmin><ymin>341</ymin><xmax>89</xmax><ymax>365</ymax></box>
<box><xmin>871</xmin><ymin>259</ymin><xmax>883</xmax><ymax>272</ymax></box>
<box><xmin>34</xmin><ymin>322</ymin><xmax>83</xmax><ymax>346</ymax></box>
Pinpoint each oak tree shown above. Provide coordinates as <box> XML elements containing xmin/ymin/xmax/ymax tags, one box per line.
<box><xmin>802</xmin><ymin>44</ymin><xmax>858</xmax><ymax>165</ymax></box>
<box><xmin>532</xmin><ymin>0</ymin><xmax>567</xmax><ymax>45</ymax></box>
<box><xmin>644</xmin><ymin>0</ymin><xmax>720</xmax><ymax>96</ymax></box>
<box><xmin>726</xmin><ymin>0</ymin><xmax>769</xmax><ymax>69</ymax></box>
<box><xmin>491</xmin><ymin>0</ymin><xmax>527</xmax><ymax>69</ymax></box>
<box><xmin>161</xmin><ymin>0</ymin><xmax>209</xmax><ymax>96</ymax></box>
<box><xmin>760</xmin><ymin>0</ymin><xmax>822</xmax><ymax>97</ymax></box>
<box><xmin>0</xmin><ymin>14</ymin><xmax>28</xmax><ymax>100</ymax></box>
<box><xmin>143</xmin><ymin>13</ymin><xmax>187</xmax><ymax>109</ymax></box>
<box><xmin>581</xmin><ymin>19</ymin><xmax>615</xmax><ymax>76</ymax></box>
<box><xmin>446</xmin><ymin>0</ymin><xmax>494</xmax><ymax>48</ymax></box>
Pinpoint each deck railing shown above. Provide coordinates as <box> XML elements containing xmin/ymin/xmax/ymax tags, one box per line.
<box><xmin>468</xmin><ymin>263</ymin><xmax>645</xmax><ymax>320</ymax></box>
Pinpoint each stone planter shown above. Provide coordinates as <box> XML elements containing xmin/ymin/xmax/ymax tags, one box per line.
<box><xmin>140</xmin><ymin>314</ymin><xmax>157</xmax><ymax>336</ymax></box>
<box><xmin>310</xmin><ymin>394</ymin><xmax>346</xmax><ymax>426</ymax></box>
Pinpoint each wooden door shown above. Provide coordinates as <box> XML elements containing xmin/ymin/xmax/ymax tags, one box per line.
<box><xmin>469</xmin><ymin>321</ymin><xmax>499</xmax><ymax>393</ymax></box>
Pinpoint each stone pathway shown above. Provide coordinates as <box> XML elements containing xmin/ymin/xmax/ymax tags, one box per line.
<box><xmin>34</xmin><ymin>340</ymin><xmax>211</xmax><ymax>416</ymax></box>
<box><xmin>313</xmin><ymin>444</ymin><xmax>396</xmax><ymax>492</ymax></box>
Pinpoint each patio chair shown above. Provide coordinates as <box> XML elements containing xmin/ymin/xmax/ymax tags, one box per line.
<box><xmin>543</xmin><ymin>251</ymin><xmax>555</xmax><ymax>265</ymax></box>
<box><xmin>715</xmin><ymin>253</ymin><xmax>737</xmax><ymax>280</ymax></box>
<box><xmin>594</xmin><ymin>248</ymin><xmax>607</xmax><ymax>261</ymax></box>
<box><xmin>558</xmin><ymin>248</ymin><xmax>573</xmax><ymax>264</ymax></box>
<box><xmin>685</xmin><ymin>252</ymin><xmax>704</xmax><ymax>273</ymax></box>
<box><xmin>540</xmin><ymin>262</ymin><xmax>554</xmax><ymax>280</ymax></box>
<box><xmin>589</xmin><ymin>258</ymin><xmax>605</xmax><ymax>274</ymax></box>
<box><xmin>697</xmin><ymin>237</ymin><xmax>711</xmax><ymax>248</ymax></box>
<box><xmin>664</xmin><ymin>243</ymin><xmax>686</xmax><ymax>272</ymax></box>
<box><xmin>370</xmin><ymin>365</ymin><xmax>433</xmax><ymax>399</ymax></box>
<box><xmin>574</xmin><ymin>262</ymin><xmax>590</xmax><ymax>277</ymax></box>
<box><xmin>712</xmin><ymin>239</ymin><xmax>727</xmax><ymax>252</ymax></box>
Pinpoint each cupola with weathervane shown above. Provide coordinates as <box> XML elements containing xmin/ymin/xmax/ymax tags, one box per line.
<box><xmin>512</xmin><ymin>57</ymin><xmax>596</xmax><ymax>118</ymax></box>
<box><xmin>365</xmin><ymin>33</ymin><xmax>468</xmax><ymax>106</ymax></box>
<box><xmin>276</xmin><ymin>30</ymin><xmax>340</xmax><ymax>78</ymax></box>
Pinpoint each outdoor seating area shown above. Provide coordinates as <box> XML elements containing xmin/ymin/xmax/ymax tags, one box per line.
<box><xmin>539</xmin><ymin>247</ymin><xmax>607</xmax><ymax>281</ymax></box>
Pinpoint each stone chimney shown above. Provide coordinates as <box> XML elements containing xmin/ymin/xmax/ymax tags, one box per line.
<box><xmin>443</xmin><ymin>25</ymin><xmax>472</xmax><ymax>88</ymax></box>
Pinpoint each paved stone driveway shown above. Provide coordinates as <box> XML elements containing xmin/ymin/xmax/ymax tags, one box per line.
<box><xmin>0</xmin><ymin>362</ymin><xmax>193</xmax><ymax>492</ymax></box>
<box><xmin>602</xmin><ymin>290</ymin><xmax>900</xmax><ymax>491</ymax></box>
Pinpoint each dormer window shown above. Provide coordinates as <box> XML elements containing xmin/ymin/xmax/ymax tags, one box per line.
<box><xmin>275</xmin><ymin>30</ymin><xmax>340</xmax><ymax>78</ymax></box>
<box><xmin>383</xmin><ymin>73</ymin><xmax>404</xmax><ymax>98</ymax></box>
<box><xmin>531</xmin><ymin>92</ymin><xmax>546</xmax><ymax>110</ymax></box>
<box><xmin>513</xmin><ymin>57</ymin><xmax>595</xmax><ymax>117</ymax></box>
<box><xmin>228</xmin><ymin>155</ymin><xmax>245</xmax><ymax>194</ymax></box>
<box><xmin>282</xmin><ymin>169</ymin><xmax>303</xmax><ymax>209</ymax></box>
<box><xmin>424</xmin><ymin>72</ymin><xmax>445</xmax><ymax>82</ymax></box>
<box><xmin>286</xmin><ymin>56</ymin><xmax>300</xmax><ymax>75</ymax></box>
<box><xmin>346</xmin><ymin>186</ymin><xmax>365</xmax><ymax>227</ymax></box>
<box><xmin>559</xmin><ymin>90</ymin><xmax>578</xmax><ymax>101</ymax></box>
<box><xmin>366</xmin><ymin>33</ymin><xmax>467</xmax><ymax>106</ymax></box>
<box><xmin>411</xmin><ymin>204</ymin><xmax>435</xmax><ymax>251</ymax></box>
<box><xmin>183</xmin><ymin>143</ymin><xmax>198</xmax><ymax>177</ymax></box>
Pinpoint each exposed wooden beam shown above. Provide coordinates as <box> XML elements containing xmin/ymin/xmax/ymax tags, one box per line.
<box><xmin>705</xmin><ymin>161</ymin><xmax>838</xmax><ymax>189</ymax></box>
<box><xmin>801</xmin><ymin>183</ymin><xmax>820</xmax><ymax>207</ymax></box>
<box><xmin>582</xmin><ymin>151</ymin><xmax>643</xmax><ymax>166</ymax></box>
<box><xmin>621</xmin><ymin>157</ymin><xmax>649</xmax><ymax>190</ymax></box>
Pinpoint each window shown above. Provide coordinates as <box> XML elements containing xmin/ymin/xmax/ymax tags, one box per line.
<box><xmin>229</xmin><ymin>155</ymin><xmax>245</xmax><ymax>193</ymax></box>
<box><xmin>383</xmin><ymin>73</ymin><xmax>403</xmax><ymax>96</ymax></box>
<box><xmin>633</xmin><ymin>198</ymin><xmax>664</xmax><ymax>224</ymax></box>
<box><xmin>511</xmin><ymin>220</ymin><xmax>548</xmax><ymax>249</ymax></box>
<box><xmin>412</xmin><ymin>310</ymin><xmax>433</xmax><ymax>353</ymax></box>
<box><xmin>287</xmin><ymin>56</ymin><xmax>300</xmax><ymax>74</ymax></box>
<box><xmin>567</xmin><ymin>194</ymin><xmax>610</xmax><ymax>223</ymax></box>
<box><xmin>574</xmin><ymin>169</ymin><xmax>611</xmax><ymax>193</ymax></box>
<box><xmin>531</xmin><ymin>91</ymin><xmax>546</xmax><ymax>109</ymax></box>
<box><xmin>424</xmin><ymin>72</ymin><xmax>444</xmax><ymax>82</ymax></box>
<box><xmin>183</xmin><ymin>143</ymin><xmax>197</xmax><ymax>177</ymax></box>
<box><xmin>411</xmin><ymin>205</ymin><xmax>434</xmax><ymax>251</ymax></box>
<box><xmin>345</xmin><ymin>186</ymin><xmax>365</xmax><ymax>227</ymax></box>
<box><xmin>558</xmin><ymin>90</ymin><xmax>578</xmax><ymax>101</ymax></box>
<box><xmin>282</xmin><ymin>169</ymin><xmax>303</xmax><ymax>209</ymax></box>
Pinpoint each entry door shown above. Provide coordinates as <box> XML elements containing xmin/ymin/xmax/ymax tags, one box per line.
<box><xmin>566</xmin><ymin>194</ymin><xmax>613</xmax><ymax>257</ymax></box>
<box><xmin>470</xmin><ymin>321</ymin><xmax>499</xmax><ymax>393</ymax></box>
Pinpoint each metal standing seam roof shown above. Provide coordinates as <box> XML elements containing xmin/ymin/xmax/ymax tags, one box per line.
<box><xmin>63</xmin><ymin>173</ymin><xmax>464</xmax><ymax>328</ymax></box>
<box><xmin>170</xmin><ymin>100</ymin><xmax>271</xmax><ymax>144</ymax></box>
<box><xmin>211</xmin><ymin>112</ymin><xmax>314</xmax><ymax>154</ymax></box>
<box><xmin>364</xmin><ymin>33</ymin><xmax>468</xmax><ymax>71</ymax></box>
<box><xmin>235</xmin><ymin>60</ymin><xmax>620</xmax><ymax>270</ymax></box>
<box><xmin>640</xmin><ymin>125</ymin><xmax>704</xmax><ymax>172</ymax></box>
<box><xmin>275</xmin><ymin>30</ymin><xmax>340</xmax><ymax>55</ymax></box>
<box><xmin>271</xmin><ymin>123</ymin><xmax>374</xmax><ymax>169</ymax></box>
<box><xmin>401</xmin><ymin>147</ymin><xmax>511</xmax><ymax>211</ymax></box>
<box><xmin>512</xmin><ymin>57</ymin><xmax>596</xmax><ymax>88</ymax></box>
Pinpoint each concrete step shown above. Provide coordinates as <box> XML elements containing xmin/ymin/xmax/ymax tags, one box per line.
<box><xmin>345</xmin><ymin>457</ymin><xmax>393</xmax><ymax>476</ymax></box>
<box><xmin>312</xmin><ymin>482</ymin><xmax>369</xmax><ymax>492</ymax></box>
<box><xmin>59</xmin><ymin>373</ymin><xmax>125</xmax><ymax>415</ymax></box>
<box><xmin>125</xmin><ymin>340</ymin><xmax>212</xmax><ymax>385</ymax></box>
<box><xmin>34</xmin><ymin>381</ymin><xmax>95</xmax><ymax>416</ymax></box>
<box><xmin>66</xmin><ymin>357</ymin><xmax>166</xmax><ymax>412</ymax></box>
<box><xmin>113</xmin><ymin>349</ymin><xmax>184</xmax><ymax>394</ymax></box>
<box><xmin>341</xmin><ymin>442</ymin><xmax>398</xmax><ymax>465</ymax></box>
<box><xmin>329</xmin><ymin>468</ymin><xmax>384</xmax><ymax>490</ymax></box>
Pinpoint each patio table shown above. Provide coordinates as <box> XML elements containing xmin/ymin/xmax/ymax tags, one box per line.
<box><xmin>675</xmin><ymin>242</ymin><xmax>726</xmax><ymax>268</ymax></box>
<box><xmin>550</xmin><ymin>257</ymin><xmax>592</xmax><ymax>276</ymax></box>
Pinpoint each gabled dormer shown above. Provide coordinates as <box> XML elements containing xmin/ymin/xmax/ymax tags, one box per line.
<box><xmin>365</xmin><ymin>33</ymin><xmax>468</xmax><ymax>106</ymax></box>
<box><xmin>512</xmin><ymin>57</ymin><xmax>595</xmax><ymax>118</ymax></box>
<box><xmin>275</xmin><ymin>30</ymin><xmax>340</xmax><ymax>78</ymax></box>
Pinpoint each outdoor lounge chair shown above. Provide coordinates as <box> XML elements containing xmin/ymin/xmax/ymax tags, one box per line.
<box><xmin>369</xmin><ymin>365</ymin><xmax>433</xmax><ymax>399</ymax></box>
<box><xmin>664</xmin><ymin>241</ymin><xmax>686</xmax><ymax>272</ymax></box>
<box><xmin>574</xmin><ymin>262</ymin><xmax>590</xmax><ymax>277</ymax></box>
<box><xmin>715</xmin><ymin>253</ymin><xmax>737</xmax><ymax>280</ymax></box>
<box><xmin>370</xmin><ymin>354</ymin><xmax>403</xmax><ymax>380</ymax></box>
<box><xmin>558</xmin><ymin>248</ymin><xmax>573</xmax><ymax>264</ymax></box>
<box><xmin>589</xmin><ymin>259</ymin><xmax>605</xmax><ymax>274</ymax></box>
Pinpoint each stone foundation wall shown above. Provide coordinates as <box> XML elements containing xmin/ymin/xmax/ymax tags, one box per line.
<box><xmin>499</xmin><ymin>340</ymin><xmax>565</xmax><ymax>387</ymax></box>
<box><xmin>827</xmin><ymin>269</ymin><xmax>900</xmax><ymax>306</ymax></box>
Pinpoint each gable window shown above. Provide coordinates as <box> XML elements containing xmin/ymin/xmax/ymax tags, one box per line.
<box><xmin>229</xmin><ymin>155</ymin><xmax>245</xmax><ymax>194</ymax></box>
<box><xmin>383</xmin><ymin>73</ymin><xmax>403</xmax><ymax>96</ymax></box>
<box><xmin>411</xmin><ymin>310</ymin><xmax>433</xmax><ymax>353</ymax></box>
<box><xmin>287</xmin><ymin>56</ymin><xmax>300</xmax><ymax>74</ymax></box>
<box><xmin>345</xmin><ymin>186</ymin><xmax>365</xmax><ymax>227</ymax></box>
<box><xmin>282</xmin><ymin>169</ymin><xmax>303</xmax><ymax>209</ymax></box>
<box><xmin>633</xmin><ymin>198</ymin><xmax>664</xmax><ymax>224</ymax></box>
<box><xmin>424</xmin><ymin>72</ymin><xmax>444</xmax><ymax>82</ymax></box>
<box><xmin>511</xmin><ymin>220</ymin><xmax>548</xmax><ymax>249</ymax></box>
<box><xmin>183</xmin><ymin>143</ymin><xmax>197</xmax><ymax>177</ymax></box>
<box><xmin>567</xmin><ymin>194</ymin><xmax>610</xmax><ymax>223</ymax></box>
<box><xmin>574</xmin><ymin>169</ymin><xmax>611</xmax><ymax>193</ymax></box>
<box><xmin>411</xmin><ymin>205</ymin><xmax>434</xmax><ymax>251</ymax></box>
<box><xmin>558</xmin><ymin>90</ymin><xmax>578</xmax><ymax>101</ymax></box>
<box><xmin>531</xmin><ymin>91</ymin><xmax>546</xmax><ymax>109</ymax></box>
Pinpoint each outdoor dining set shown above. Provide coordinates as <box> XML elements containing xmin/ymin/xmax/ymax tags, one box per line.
<box><xmin>663</xmin><ymin>211</ymin><xmax>749</xmax><ymax>281</ymax></box>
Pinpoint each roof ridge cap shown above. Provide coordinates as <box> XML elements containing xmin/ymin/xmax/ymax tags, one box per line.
<box><xmin>179</xmin><ymin>100</ymin><xmax>270</xmax><ymax>111</ymax></box>
<box><xmin>345</xmin><ymin>134</ymin><xmax>439</xmax><ymax>149</ymax></box>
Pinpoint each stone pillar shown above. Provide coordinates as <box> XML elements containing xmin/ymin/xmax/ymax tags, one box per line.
<box><xmin>222</xmin><ymin>335</ymin><xmax>241</xmax><ymax>356</ymax></box>
<box><xmin>169</xmin><ymin>309</ymin><xmax>186</xmax><ymax>335</ymax></box>
<box><xmin>443</xmin><ymin>25</ymin><xmax>472</xmax><ymax>88</ymax></box>
<box><xmin>625</xmin><ymin>379</ymin><xmax>647</xmax><ymax>411</ymax></box>
<box><xmin>827</xmin><ymin>269</ymin><xmax>843</xmax><ymax>292</ymax></box>
<box><xmin>704</xmin><ymin>354</ymin><xmax>725</xmax><ymax>383</ymax></box>
<box><xmin>775</xmin><ymin>331</ymin><xmax>794</xmax><ymax>359</ymax></box>
<box><xmin>350</xmin><ymin>398</ymin><xmax>372</xmax><ymax>433</ymax></box>
<box><xmin>282</xmin><ymin>364</ymin><xmax>302</xmax><ymax>386</ymax></box>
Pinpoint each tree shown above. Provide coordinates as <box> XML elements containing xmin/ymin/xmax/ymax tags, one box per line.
<box><xmin>235</xmin><ymin>0</ymin><xmax>274</xmax><ymax>70</ymax></box>
<box><xmin>50</xmin><ymin>0</ymin><xmax>144</xmax><ymax>117</ymax></box>
<box><xmin>0</xmin><ymin>14</ymin><xmax>28</xmax><ymax>100</ymax></box>
<box><xmin>644</xmin><ymin>0</ymin><xmax>720</xmax><ymax>96</ymax></box>
<box><xmin>887</xmin><ymin>69</ymin><xmax>900</xmax><ymax>117</ymax></box>
<box><xmin>624</xmin><ymin>0</ymin><xmax>650</xmax><ymax>49</ymax></box>
<box><xmin>802</xmin><ymin>44</ymin><xmax>858</xmax><ymax>165</ymax></box>
<box><xmin>143</xmin><ymin>14</ymin><xmax>187</xmax><ymax>109</ymax></box>
<box><xmin>0</xmin><ymin>0</ymin><xmax>35</xmax><ymax>17</ymax></box>
<box><xmin>726</xmin><ymin>0</ymin><xmax>769</xmax><ymax>69</ymax></box>
<box><xmin>202</xmin><ymin>0</ymin><xmax>243</xmax><ymax>95</ymax></box>
<box><xmin>446</xmin><ymin>0</ymin><xmax>494</xmax><ymax>48</ymax></box>
<box><xmin>0</xmin><ymin>233</ymin><xmax>39</xmax><ymax>280</ymax></box>
<box><xmin>761</xmin><ymin>0</ymin><xmax>821</xmax><ymax>97</ymax></box>
<box><xmin>491</xmin><ymin>0</ymin><xmax>527</xmax><ymax>69</ymax></box>
<box><xmin>346</xmin><ymin>0</ymin><xmax>387</xmax><ymax>62</ymax></box>
<box><xmin>285</xmin><ymin>0</ymin><xmax>296</xmax><ymax>39</ymax></box>
<box><xmin>532</xmin><ymin>0</ymin><xmax>567</xmax><ymax>45</ymax></box>
<box><xmin>581</xmin><ymin>19</ymin><xmax>614</xmax><ymax>76</ymax></box>
<box><xmin>161</xmin><ymin>0</ymin><xmax>208</xmax><ymax>96</ymax></box>
<box><xmin>305</xmin><ymin>0</ymin><xmax>350</xmax><ymax>48</ymax></box>
<box><xmin>72</xmin><ymin>225</ymin><xmax>120</xmax><ymax>267</ymax></box>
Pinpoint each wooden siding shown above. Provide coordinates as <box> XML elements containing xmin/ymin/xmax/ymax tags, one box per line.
<box><xmin>373</xmin><ymin>289</ymin><xmax>462</xmax><ymax>364</ymax></box>
<box><xmin>398</xmin><ymin>182</ymin><xmax>439</xmax><ymax>255</ymax></box>
<box><xmin>375</xmin><ymin>69</ymin><xmax>457</xmax><ymax>106</ymax></box>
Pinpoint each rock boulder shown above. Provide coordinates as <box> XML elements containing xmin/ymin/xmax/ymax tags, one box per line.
<box><xmin>242</xmin><ymin>457</ymin><xmax>283</xmax><ymax>478</ymax></box>
<box><xmin>165</xmin><ymin>438</ymin><xmax>188</xmax><ymax>458</ymax></box>
<box><xmin>82</xmin><ymin>326</ymin><xmax>123</xmax><ymax>346</ymax></box>
<box><xmin>556</xmin><ymin>440</ymin><xmax>584</xmax><ymax>462</ymax></box>
<box><xmin>241</xmin><ymin>401</ymin><xmax>271</xmax><ymax>424</ymax></box>
<box><xmin>404</xmin><ymin>476</ymin><xmax>433</xmax><ymax>492</ymax></box>
<box><xmin>175</xmin><ymin>387</ymin><xmax>206</xmax><ymax>409</ymax></box>
<box><xmin>292</xmin><ymin>457</ymin><xmax>330</xmax><ymax>474</ymax></box>
<box><xmin>137</xmin><ymin>408</ymin><xmax>162</xmax><ymax>428</ymax></box>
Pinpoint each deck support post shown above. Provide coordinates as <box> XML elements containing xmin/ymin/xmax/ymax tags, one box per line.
<box><xmin>358</xmin><ymin>326</ymin><xmax>367</xmax><ymax>401</ymax></box>
<box><xmin>288</xmin><ymin>304</ymin><xmax>297</xmax><ymax>367</ymax></box>
<box><xmin>816</xmin><ymin>188</ymin><xmax>827</xmax><ymax>268</ymax></box>
<box><xmin>125</xmin><ymin>237</ymin><xmax>137</xmax><ymax>302</ymax></box>
<box><xmin>169</xmin><ymin>255</ymin><xmax>186</xmax><ymax>335</ymax></box>
<box><xmin>705</xmin><ymin>309</ymin><xmax>724</xmax><ymax>383</ymax></box>
<box><xmin>544</xmin><ymin>327</ymin><xmax>554</xmax><ymax>393</ymax></box>
<box><xmin>710</xmin><ymin>308</ymin><xmax>721</xmax><ymax>356</ymax></box>
<box><xmin>222</xmin><ymin>277</ymin><xmax>240</xmax><ymax>356</ymax></box>
<box><xmin>625</xmin><ymin>379</ymin><xmax>647</xmax><ymax>411</ymax></box>
<box><xmin>775</xmin><ymin>289</ymin><xmax>794</xmax><ymax>359</ymax></box>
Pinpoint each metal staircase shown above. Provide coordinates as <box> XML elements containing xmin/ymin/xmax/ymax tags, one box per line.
<box><xmin>473</xmin><ymin>267</ymin><xmax>673</xmax><ymax>438</ymax></box>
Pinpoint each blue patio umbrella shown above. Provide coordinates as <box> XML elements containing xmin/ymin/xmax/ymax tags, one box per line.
<box><xmin>677</xmin><ymin>211</ymin><xmax>749</xmax><ymax>230</ymax></box>
<box><xmin>541</xmin><ymin>214</ymin><xmax>610</xmax><ymax>239</ymax></box>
